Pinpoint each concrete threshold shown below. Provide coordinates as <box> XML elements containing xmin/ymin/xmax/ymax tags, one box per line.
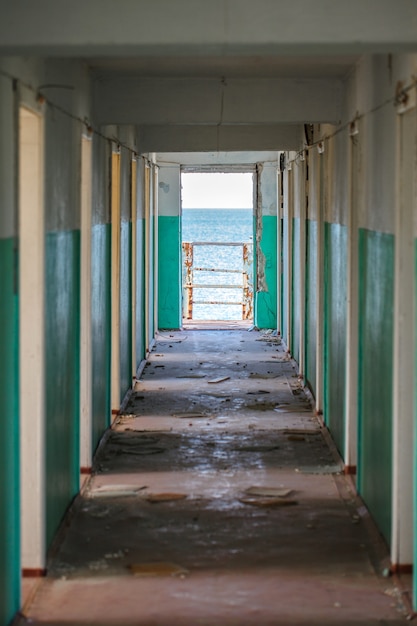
<box><xmin>19</xmin><ymin>329</ymin><xmax>410</xmax><ymax>625</ymax></box>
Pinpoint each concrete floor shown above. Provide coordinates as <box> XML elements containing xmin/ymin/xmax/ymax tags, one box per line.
<box><xmin>19</xmin><ymin>328</ymin><xmax>412</xmax><ymax>625</ymax></box>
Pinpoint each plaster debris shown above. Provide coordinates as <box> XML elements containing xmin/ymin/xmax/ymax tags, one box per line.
<box><xmin>89</xmin><ymin>485</ymin><xmax>147</xmax><ymax>498</ymax></box>
<box><xmin>172</xmin><ymin>411</ymin><xmax>207</xmax><ymax>419</ymax></box>
<box><xmin>282</xmin><ymin>429</ymin><xmax>321</xmax><ymax>436</ymax></box>
<box><xmin>298</xmin><ymin>464</ymin><xmax>343</xmax><ymax>475</ymax></box>
<box><xmin>244</xmin><ymin>486</ymin><xmax>294</xmax><ymax>498</ymax></box>
<box><xmin>274</xmin><ymin>406</ymin><xmax>311</xmax><ymax>413</ymax></box>
<box><xmin>145</xmin><ymin>493</ymin><xmax>187</xmax><ymax>503</ymax></box>
<box><xmin>232</xmin><ymin>445</ymin><xmax>279</xmax><ymax>453</ymax></box>
<box><xmin>208</xmin><ymin>376</ymin><xmax>230</xmax><ymax>384</ymax></box>
<box><xmin>116</xmin><ymin>414</ymin><xmax>136</xmax><ymax>424</ymax></box>
<box><xmin>249</xmin><ymin>373</ymin><xmax>279</xmax><ymax>379</ymax></box>
<box><xmin>239</xmin><ymin>496</ymin><xmax>298</xmax><ymax>507</ymax></box>
<box><xmin>105</xmin><ymin>550</ymin><xmax>125</xmax><ymax>560</ymax></box>
<box><xmin>129</xmin><ymin>562</ymin><xmax>189</xmax><ymax>577</ymax></box>
<box><xmin>176</xmin><ymin>374</ymin><xmax>206</xmax><ymax>379</ymax></box>
<box><xmin>246</xmin><ymin>401</ymin><xmax>278</xmax><ymax>411</ymax></box>
<box><xmin>88</xmin><ymin>559</ymin><xmax>109</xmax><ymax>571</ymax></box>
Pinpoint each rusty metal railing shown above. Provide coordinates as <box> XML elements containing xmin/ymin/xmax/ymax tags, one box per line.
<box><xmin>182</xmin><ymin>241</ymin><xmax>253</xmax><ymax>320</ymax></box>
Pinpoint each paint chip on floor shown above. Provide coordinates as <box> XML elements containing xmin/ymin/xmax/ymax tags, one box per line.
<box><xmin>89</xmin><ymin>485</ymin><xmax>147</xmax><ymax>498</ymax></box>
<box><xmin>239</xmin><ymin>496</ymin><xmax>298</xmax><ymax>507</ymax></box>
<box><xmin>176</xmin><ymin>374</ymin><xmax>207</xmax><ymax>379</ymax></box>
<box><xmin>208</xmin><ymin>376</ymin><xmax>230</xmax><ymax>384</ymax></box>
<box><xmin>129</xmin><ymin>562</ymin><xmax>189</xmax><ymax>577</ymax></box>
<box><xmin>172</xmin><ymin>411</ymin><xmax>207</xmax><ymax>418</ymax></box>
<box><xmin>245</xmin><ymin>486</ymin><xmax>294</xmax><ymax>498</ymax></box>
<box><xmin>145</xmin><ymin>493</ymin><xmax>187</xmax><ymax>503</ymax></box>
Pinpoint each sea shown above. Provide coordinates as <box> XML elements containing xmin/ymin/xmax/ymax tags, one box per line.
<box><xmin>182</xmin><ymin>208</ymin><xmax>253</xmax><ymax>321</ymax></box>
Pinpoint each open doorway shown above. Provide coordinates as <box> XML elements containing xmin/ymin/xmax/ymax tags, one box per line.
<box><xmin>181</xmin><ymin>171</ymin><xmax>254</xmax><ymax>322</ymax></box>
<box><xmin>19</xmin><ymin>106</ymin><xmax>46</xmax><ymax>578</ymax></box>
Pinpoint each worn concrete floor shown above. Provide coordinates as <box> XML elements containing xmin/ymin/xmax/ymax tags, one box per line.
<box><xmin>19</xmin><ymin>328</ymin><xmax>411</xmax><ymax>625</ymax></box>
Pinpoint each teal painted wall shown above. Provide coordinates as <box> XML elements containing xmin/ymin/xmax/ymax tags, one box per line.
<box><xmin>358</xmin><ymin>228</ymin><xmax>394</xmax><ymax>544</ymax></box>
<box><xmin>45</xmin><ymin>230</ymin><xmax>80</xmax><ymax>546</ymax></box>
<box><xmin>323</xmin><ymin>222</ymin><xmax>347</xmax><ymax>455</ymax></box>
<box><xmin>0</xmin><ymin>237</ymin><xmax>20</xmax><ymax>625</ymax></box>
<box><xmin>158</xmin><ymin>215</ymin><xmax>181</xmax><ymax>329</ymax></box>
<box><xmin>91</xmin><ymin>223</ymin><xmax>111</xmax><ymax>451</ymax></box>
<box><xmin>305</xmin><ymin>219</ymin><xmax>317</xmax><ymax>395</ymax></box>
<box><xmin>255</xmin><ymin>215</ymin><xmax>277</xmax><ymax>329</ymax></box>
<box><xmin>119</xmin><ymin>219</ymin><xmax>132</xmax><ymax>402</ymax></box>
<box><xmin>291</xmin><ymin>217</ymin><xmax>301</xmax><ymax>359</ymax></box>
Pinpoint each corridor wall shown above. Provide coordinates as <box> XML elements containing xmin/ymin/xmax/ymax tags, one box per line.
<box><xmin>304</xmin><ymin>150</ymin><xmax>319</xmax><ymax>399</ymax></box>
<box><xmin>118</xmin><ymin>131</ymin><xmax>135</xmax><ymax>407</ymax></box>
<box><xmin>44</xmin><ymin>85</ymin><xmax>82</xmax><ymax>546</ymax></box>
<box><xmin>0</xmin><ymin>57</ymin><xmax>152</xmax><ymax>625</ymax></box>
<box><xmin>281</xmin><ymin>54</ymin><xmax>417</xmax><ymax>568</ymax></box>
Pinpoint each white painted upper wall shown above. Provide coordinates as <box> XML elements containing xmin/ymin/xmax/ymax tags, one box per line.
<box><xmin>344</xmin><ymin>54</ymin><xmax>417</xmax><ymax>233</ymax></box>
<box><xmin>158</xmin><ymin>165</ymin><xmax>181</xmax><ymax>218</ymax></box>
<box><xmin>0</xmin><ymin>1</ymin><xmax>416</xmax><ymax>55</ymax></box>
<box><xmin>0</xmin><ymin>74</ymin><xmax>15</xmax><ymax>237</ymax></box>
<box><xmin>260</xmin><ymin>162</ymin><xmax>278</xmax><ymax>217</ymax></box>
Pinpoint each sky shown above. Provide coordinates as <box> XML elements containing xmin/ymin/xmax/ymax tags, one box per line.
<box><xmin>181</xmin><ymin>172</ymin><xmax>253</xmax><ymax>209</ymax></box>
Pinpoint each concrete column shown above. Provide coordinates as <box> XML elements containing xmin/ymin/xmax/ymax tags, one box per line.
<box><xmin>344</xmin><ymin>122</ymin><xmax>361</xmax><ymax>473</ymax></box>
<box><xmin>391</xmin><ymin>95</ymin><xmax>416</xmax><ymax>570</ymax></box>
<box><xmin>315</xmin><ymin>143</ymin><xmax>326</xmax><ymax>415</ymax></box>
<box><xmin>297</xmin><ymin>157</ymin><xmax>307</xmax><ymax>375</ymax></box>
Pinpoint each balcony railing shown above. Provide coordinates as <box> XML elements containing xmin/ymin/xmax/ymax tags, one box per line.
<box><xmin>182</xmin><ymin>241</ymin><xmax>253</xmax><ymax>320</ymax></box>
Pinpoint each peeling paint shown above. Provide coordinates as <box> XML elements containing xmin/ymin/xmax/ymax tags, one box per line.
<box><xmin>255</xmin><ymin>163</ymin><xmax>267</xmax><ymax>293</ymax></box>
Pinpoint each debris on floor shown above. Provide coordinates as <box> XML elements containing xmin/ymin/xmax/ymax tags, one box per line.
<box><xmin>21</xmin><ymin>328</ymin><xmax>408</xmax><ymax>626</ymax></box>
<box><xmin>129</xmin><ymin>562</ymin><xmax>189</xmax><ymax>577</ymax></box>
<box><xmin>172</xmin><ymin>411</ymin><xmax>208</xmax><ymax>419</ymax></box>
<box><xmin>244</xmin><ymin>486</ymin><xmax>294</xmax><ymax>498</ymax></box>
<box><xmin>145</xmin><ymin>493</ymin><xmax>187</xmax><ymax>503</ymax></box>
<box><xmin>239</xmin><ymin>496</ymin><xmax>298</xmax><ymax>507</ymax></box>
<box><xmin>88</xmin><ymin>485</ymin><xmax>147</xmax><ymax>498</ymax></box>
<box><xmin>208</xmin><ymin>376</ymin><xmax>230</xmax><ymax>384</ymax></box>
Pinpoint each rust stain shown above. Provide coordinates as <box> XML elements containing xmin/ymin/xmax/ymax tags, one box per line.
<box><xmin>256</xmin><ymin>163</ymin><xmax>267</xmax><ymax>293</ymax></box>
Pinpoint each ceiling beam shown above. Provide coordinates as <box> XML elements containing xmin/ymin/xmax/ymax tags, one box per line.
<box><xmin>138</xmin><ymin>124</ymin><xmax>302</xmax><ymax>152</ymax></box>
<box><xmin>94</xmin><ymin>77</ymin><xmax>342</xmax><ymax>125</ymax></box>
<box><xmin>0</xmin><ymin>0</ymin><xmax>416</xmax><ymax>56</ymax></box>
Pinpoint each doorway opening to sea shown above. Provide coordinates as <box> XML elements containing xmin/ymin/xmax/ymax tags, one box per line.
<box><xmin>181</xmin><ymin>171</ymin><xmax>254</xmax><ymax>323</ymax></box>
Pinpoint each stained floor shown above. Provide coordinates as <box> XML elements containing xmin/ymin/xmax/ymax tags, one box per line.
<box><xmin>19</xmin><ymin>328</ymin><xmax>411</xmax><ymax>625</ymax></box>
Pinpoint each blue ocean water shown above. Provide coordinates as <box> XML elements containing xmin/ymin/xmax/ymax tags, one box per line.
<box><xmin>182</xmin><ymin>209</ymin><xmax>253</xmax><ymax>321</ymax></box>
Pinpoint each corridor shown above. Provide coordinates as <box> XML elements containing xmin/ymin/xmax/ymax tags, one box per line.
<box><xmin>19</xmin><ymin>328</ymin><xmax>410</xmax><ymax>625</ymax></box>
